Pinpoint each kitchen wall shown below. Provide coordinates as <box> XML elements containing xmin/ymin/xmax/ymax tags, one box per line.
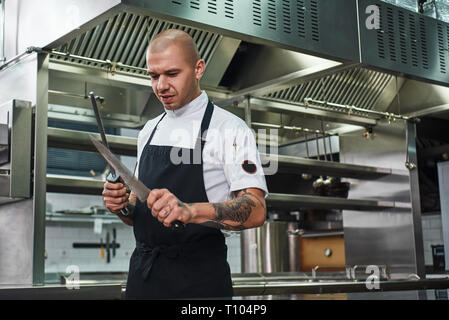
<box><xmin>45</xmin><ymin>220</ymin><xmax>135</xmax><ymax>274</ymax></box>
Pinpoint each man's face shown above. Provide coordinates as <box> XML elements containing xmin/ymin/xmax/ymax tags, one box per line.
<box><xmin>147</xmin><ymin>44</ymin><xmax>204</xmax><ymax>110</ymax></box>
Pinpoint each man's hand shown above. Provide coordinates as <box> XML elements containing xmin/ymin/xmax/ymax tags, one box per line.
<box><xmin>147</xmin><ymin>189</ymin><xmax>193</xmax><ymax>228</ymax></box>
<box><xmin>103</xmin><ymin>182</ymin><xmax>129</xmax><ymax>214</ymax></box>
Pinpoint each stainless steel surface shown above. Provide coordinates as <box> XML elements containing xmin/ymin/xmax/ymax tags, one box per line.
<box><xmin>201</xmin><ymin>36</ymin><xmax>241</xmax><ymax>87</ymax></box>
<box><xmin>226</xmin><ymin>61</ymin><xmax>350</xmax><ymax>99</ymax></box>
<box><xmin>241</xmin><ymin>222</ymin><xmax>300</xmax><ymax>273</ymax></box>
<box><xmin>2</xmin><ymin>276</ymin><xmax>449</xmax><ymax>299</ymax></box>
<box><xmin>53</xmin><ymin>13</ymin><xmax>222</xmax><ymax>74</ymax></box>
<box><xmin>0</xmin><ymin>100</ymin><xmax>32</xmax><ymax>198</ymax></box>
<box><xmin>248</xmin><ymin>97</ymin><xmax>378</xmax><ymax>127</ymax></box>
<box><xmin>44</xmin><ymin>172</ymin><xmax>407</xmax><ymax>212</ymax></box>
<box><xmin>232</xmin><ymin>273</ymin><xmax>449</xmax><ymax>296</ymax></box>
<box><xmin>437</xmin><ymin>161</ymin><xmax>449</xmax><ymax>271</ymax></box>
<box><xmin>47</xmin><ymin>127</ymin><xmax>137</xmax><ymax>156</ymax></box>
<box><xmin>262</xmin><ymin>153</ymin><xmax>403</xmax><ymax>179</ymax></box>
<box><xmin>0</xmin><ymin>53</ymin><xmax>48</xmax><ymax>286</ymax></box>
<box><xmin>340</xmin><ymin>119</ymin><xmax>425</xmax><ymax>279</ymax></box>
<box><xmin>32</xmin><ymin>53</ymin><xmax>49</xmax><ymax>285</ymax></box>
<box><xmin>0</xmin><ymin>199</ymin><xmax>34</xmax><ymax>285</ymax></box>
<box><xmin>121</xmin><ymin>0</ymin><xmax>360</xmax><ymax>62</ymax></box>
<box><xmin>0</xmin><ymin>283</ymin><xmax>123</xmax><ymax>300</ymax></box>
<box><xmin>265</xmin><ymin>66</ymin><xmax>394</xmax><ymax>112</ymax></box>
<box><xmin>406</xmin><ymin>121</ymin><xmax>425</xmax><ymax>277</ymax></box>
<box><xmin>405</xmin><ymin>103</ymin><xmax>449</xmax><ymax>119</ymax></box>
<box><xmin>48</xmin><ymin>58</ymin><xmax>150</xmax><ymax>92</ymax></box>
<box><xmin>358</xmin><ymin>0</ymin><xmax>449</xmax><ymax>87</ymax></box>
<box><xmin>48</xmin><ymin>127</ymin><xmax>406</xmax><ymax>180</ymax></box>
<box><xmin>89</xmin><ymin>135</ymin><xmax>149</xmax><ymax>202</ymax></box>
<box><xmin>47</xmin><ymin>104</ymin><xmax>147</xmax><ymax>130</ymax></box>
<box><xmin>266</xmin><ymin>193</ymin><xmax>404</xmax><ymax>211</ymax></box>
<box><xmin>46</xmin><ymin>174</ymin><xmax>105</xmax><ymax>195</ymax></box>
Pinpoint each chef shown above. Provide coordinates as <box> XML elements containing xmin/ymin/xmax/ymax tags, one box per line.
<box><xmin>102</xmin><ymin>29</ymin><xmax>268</xmax><ymax>299</ymax></box>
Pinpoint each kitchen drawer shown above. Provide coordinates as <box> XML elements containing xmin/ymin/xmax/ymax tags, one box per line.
<box><xmin>299</xmin><ymin>234</ymin><xmax>346</xmax><ymax>272</ymax></box>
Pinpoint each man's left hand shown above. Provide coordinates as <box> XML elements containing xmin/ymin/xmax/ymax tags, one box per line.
<box><xmin>147</xmin><ymin>188</ymin><xmax>193</xmax><ymax>228</ymax></box>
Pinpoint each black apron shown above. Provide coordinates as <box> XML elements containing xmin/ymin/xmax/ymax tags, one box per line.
<box><xmin>125</xmin><ymin>100</ymin><xmax>234</xmax><ymax>300</ymax></box>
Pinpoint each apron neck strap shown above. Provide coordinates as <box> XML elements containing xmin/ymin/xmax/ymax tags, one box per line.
<box><xmin>197</xmin><ymin>100</ymin><xmax>214</xmax><ymax>150</ymax></box>
<box><xmin>146</xmin><ymin>100</ymin><xmax>214</xmax><ymax>150</ymax></box>
<box><xmin>147</xmin><ymin>112</ymin><xmax>167</xmax><ymax>145</ymax></box>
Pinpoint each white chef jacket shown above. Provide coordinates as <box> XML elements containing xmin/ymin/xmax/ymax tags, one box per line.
<box><xmin>136</xmin><ymin>91</ymin><xmax>268</xmax><ymax>203</ymax></box>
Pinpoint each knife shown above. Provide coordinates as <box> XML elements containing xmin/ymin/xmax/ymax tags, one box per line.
<box><xmin>89</xmin><ymin>135</ymin><xmax>185</xmax><ymax>230</ymax></box>
<box><xmin>89</xmin><ymin>92</ymin><xmax>129</xmax><ymax>217</ymax></box>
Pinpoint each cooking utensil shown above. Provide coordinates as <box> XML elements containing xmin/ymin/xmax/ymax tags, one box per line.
<box><xmin>89</xmin><ymin>91</ymin><xmax>130</xmax><ymax>218</ymax></box>
<box><xmin>89</xmin><ymin>135</ymin><xmax>185</xmax><ymax>230</ymax></box>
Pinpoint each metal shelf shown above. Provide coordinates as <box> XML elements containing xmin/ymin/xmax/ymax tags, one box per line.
<box><xmin>45</xmin><ymin>212</ymin><xmax>122</xmax><ymax>224</ymax></box>
<box><xmin>47</xmin><ymin>127</ymin><xmax>137</xmax><ymax>156</ymax></box>
<box><xmin>46</xmin><ymin>175</ymin><xmax>410</xmax><ymax>212</ymax></box>
<box><xmin>261</xmin><ymin>153</ymin><xmax>406</xmax><ymax>179</ymax></box>
<box><xmin>46</xmin><ymin>174</ymin><xmax>105</xmax><ymax>195</ymax></box>
<box><xmin>47</xmin><ymin>128</ymin><xmax>404</xmax><ymax>180</ymax></box>
<box><xmin>267</xmin><ymin>193</ymin><xmax>410</xmax><ymax>211</ymax></box>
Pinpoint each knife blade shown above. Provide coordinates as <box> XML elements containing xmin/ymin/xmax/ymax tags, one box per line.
<box><xmin>89</xmin><ymin>135</ymin><xmax>185</xmax><ymax>230</ymax></box>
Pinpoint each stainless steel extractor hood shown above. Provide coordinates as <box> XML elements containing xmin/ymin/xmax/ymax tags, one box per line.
<box><xmin>3</xmin><ymin>0</ymin><xmax>449</xmax><ymax>129</ymax></box>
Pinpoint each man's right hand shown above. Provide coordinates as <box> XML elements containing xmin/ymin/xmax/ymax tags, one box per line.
<box><xmin>103</xmin><ymin>182</ymin><xmax>129</xmax><ymax>214</ymax></box>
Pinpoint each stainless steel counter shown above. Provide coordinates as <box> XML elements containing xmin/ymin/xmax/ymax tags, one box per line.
<box><xmin>1</xmin><ymin>273</ymin><xmax>448</xmax><ymax>300</ymax></box>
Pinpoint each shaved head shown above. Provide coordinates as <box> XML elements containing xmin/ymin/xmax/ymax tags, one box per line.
<box><xmin>147</xmin><ymin>29</ymin><xmax>200</xmax><ymax>67</ymax></box>
<box><xmin>146</xmin><ymin>29</ymin><xmax>206</xmax><ymax>110</ymax></box>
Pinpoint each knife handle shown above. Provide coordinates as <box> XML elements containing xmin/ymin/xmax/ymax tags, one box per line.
<box><xmin>172</xmin><ymin>220</ymin><xmax>185</xmax><ymax>230</ymax></box>
<box><xmin>106</xmin><ymin>172</ymin><xmax>130</xmax><ymax>217</ymax></box>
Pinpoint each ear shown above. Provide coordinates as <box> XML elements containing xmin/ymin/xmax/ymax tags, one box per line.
<box><xmin>194</xmin><ymin>59</ymin><xmax>206</xmax><ymax>80</ymax></box>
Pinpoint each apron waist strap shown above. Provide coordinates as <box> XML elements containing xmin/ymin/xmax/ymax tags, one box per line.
<box><xmin>135</xmin><ymin>237</ymin><xmax>225</xmax><ymax>280</ymax></box>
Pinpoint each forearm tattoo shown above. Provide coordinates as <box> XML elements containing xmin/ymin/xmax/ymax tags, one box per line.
<box><xmin>199</xmin><ymin>189</ymin><xmax>264</xmax><ymax>231</ymax></box>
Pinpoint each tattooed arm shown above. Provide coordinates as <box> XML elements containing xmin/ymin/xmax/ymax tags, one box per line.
<box><xmin>147</xmin><ymin>188</ymin><xmax>266</xmax><ymax>230</ymax></box>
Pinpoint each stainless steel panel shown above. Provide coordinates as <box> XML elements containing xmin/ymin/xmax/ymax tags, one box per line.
<box><xmin>340</xmin><ymin>119</ymin><xmax>425</xmax><ymax>278</ymax></box>
<box><xmin>232</xmin><ymin>273</ymin><xmax>449</xmax><ymax>296</ymax></box>
<box><xmin>267</xmin><ymin>193</ymin><xmax>403</xmax><ymax>211</ymax></box>
<box><xmin>121</xmin><ymin>0</ymin><xmax>360</xmax><ymax>62</ymax></box>
<box><xmin>262</xmin><ymin>153</ymin><xmax>402</xmax><ymax>179</ymax></box>
<box><xmin>46</xmin><ymin>174</ymin><xmax>107</xmax><ymax>195</ymax></box>
<box><xmin>47</xmin><ymin>128</ymin><xmax>137</xmax><ymax>156</ymax></box>
<box><xmin>54</xmin><ymin>13</ymin><xmax>223</xmax><ymax>73</ymax></box>
<box><xmin>201</xmin><ymin>36</ymin><xmax>241</xmax><ymax>87</ymax></box>
<box><xmin>32</xmin><ymin>53</ymin><xmax>49</xmax><ymax>285</ymax></box>
<box><xmin>266</xmin><ymin>66</ymin><xmax>393</xmax><ymax>112</ymax></box>
<box><xmin>0</xmin><ymin>100</ymin><xmax>32</xmax><ymax>198</ymax></box>
<box><xmin>0</xmin><ymin>199</ymin><xmax>34</xmax><ymax>285</ymax></box>
<box><xmin>358</xmin><ymin>0</ymin><xmax>449</xmax><ymax>87</ymax></box>
<box><xmin>0</xmin><ymin>55</ymin><xmax>40</xmax><ymax>286</ymax></box>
